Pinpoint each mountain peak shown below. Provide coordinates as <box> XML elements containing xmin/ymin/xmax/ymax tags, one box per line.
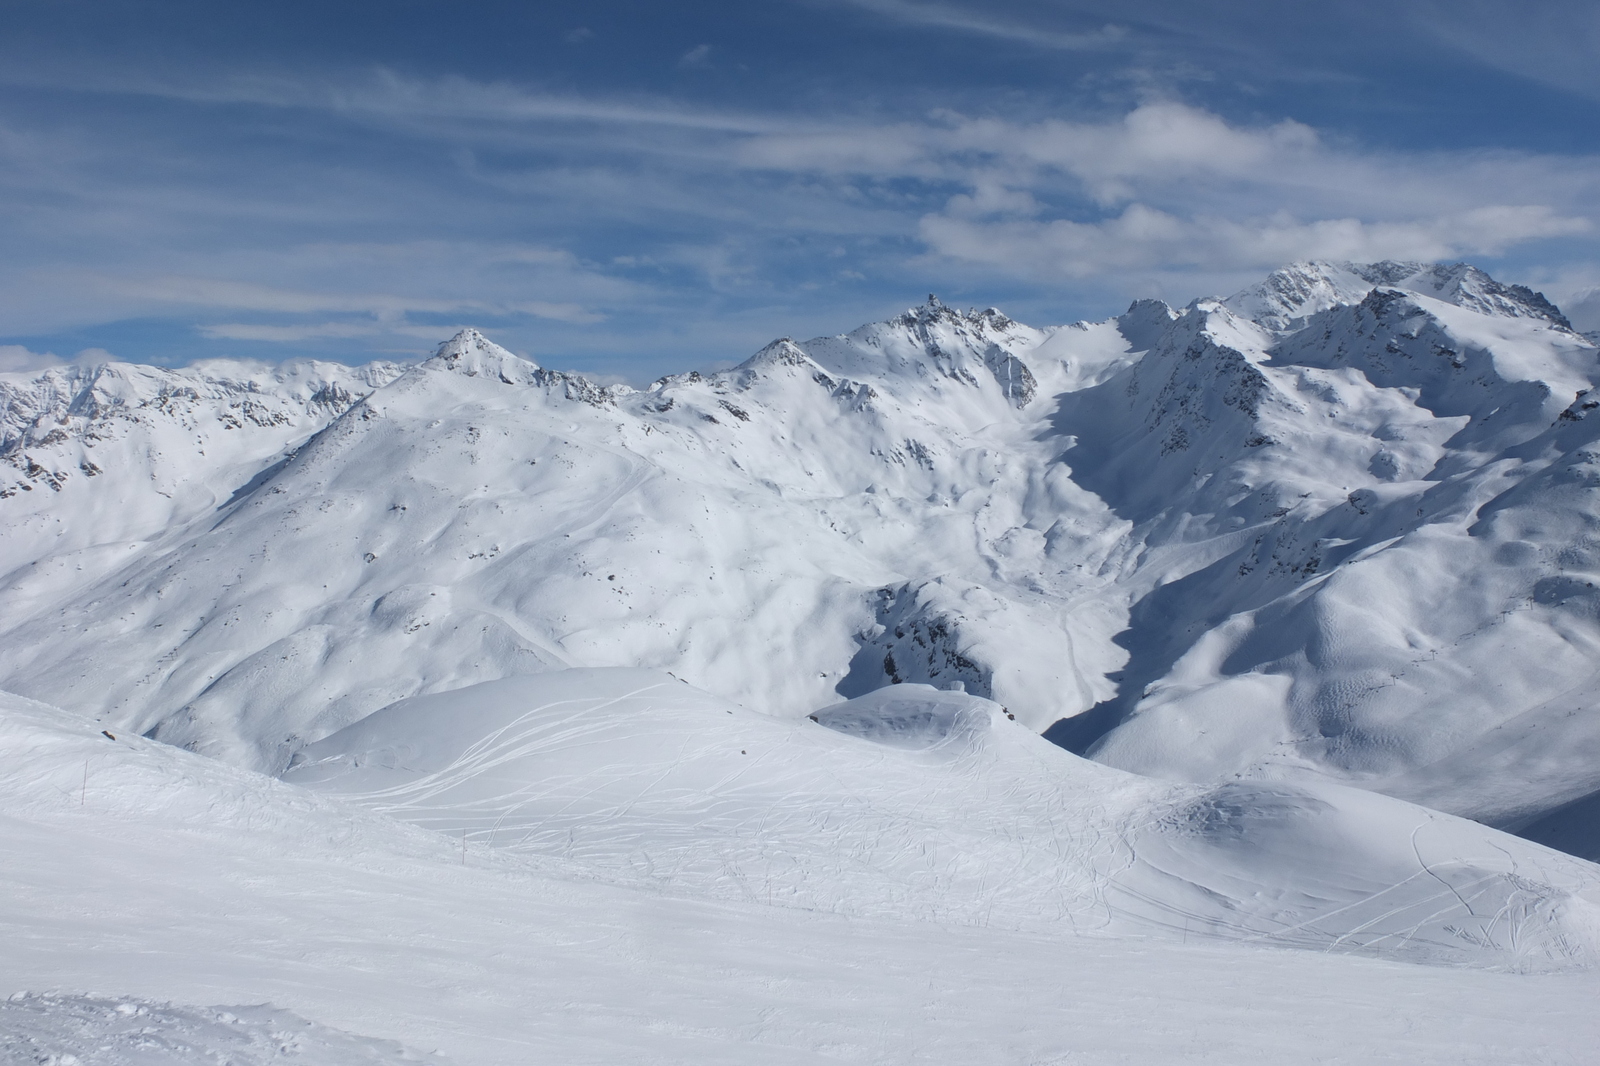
<box><xmin>1225</xmin><ymin>260</ymin><xmax>1574</xmax><ymax>333</ymax></box>
<box><xmin>425</xmin><ymin>328</ymin><xmax>542</xmax><ymax>382</ymax></box>
<box><xmin>1396</xmin><ymin>262</ymin><xmax>1571</xmax><ymax>328</ymax></box>
<box><xmin>1223</xmin><ymin>261</ymin><xmax>1402</xmax><ymax>331</ymax></box>
<box><xmin>738</xmin><ymin>338</ymin><xmax>813</xmax><ymax>372</ymax></box>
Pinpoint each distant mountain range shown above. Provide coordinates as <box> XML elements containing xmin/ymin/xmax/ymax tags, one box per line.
<box><xmin>5</xmin><ymin>260</ymin><xmax>1599</xmax><ymax>865</ymax></box>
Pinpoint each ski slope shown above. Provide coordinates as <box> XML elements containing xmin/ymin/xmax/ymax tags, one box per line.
<box><xmin>283</xmin><ymin>668</ymin><xmax>1600</xmax><ymax>969</ymax></box>
<box><xmin>4</xmin><ymin>688</ymin><xmax>1600</xmax><ymax>1065</ymax></box>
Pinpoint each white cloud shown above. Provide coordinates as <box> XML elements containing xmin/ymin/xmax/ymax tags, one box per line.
<box><xmin>678</xmin><ymin>44</ymin><xmax>713</xmax><ymax>68</ymax></box>
<box><xmin>1560</xmin><ymin>288</ymin><xmax>1600</xmax><ymax>333</ymax></box>
<box><xmin>817</xmin><ymin>0</ymin><xmax>1126</xmax><ymax>51</ymax></box>
<box><xmin>731</xmin><ymin>101</ymin><xmax>1597</xmax><ymax>283</ymax></box>
<box><xmin>1</xmin><ymin>65</ymin><xmax>1595</xmax><ymax>360</ymax></box>
<box><xmin>0</xmin><ymin>344</ymin><xmax>116</xmax><ymax>373</ymax></box>
<box><xmin>919</xmin><ymin>204</ymin><xmax>1592</xmax><ymax>280</ymax></box>
<box><xmin>0</xmin><ymin>344</ymin><xmax>64</xmax><ymax>373</ymax></box>
<box><xmin>77</xmin><ymin>252</ymin><xmax>608</xmax><ymax>344</ymax></box>
<box><xmin>12</xmin><ymin>67</ymin><xmax>787</xmax><ymax>137</ymax></box>
<box><xmin>196</xmin><ymin>321</ymin><xmax>418</xmax><ymax>342</ymax></box>
<box><xmin>110</xmin><ymin>276</ymin><xmax>468</xmax><ymax>316</ymax></box>
<box><xmin>510</xmin><ymin>301</ymin><xmax>606</xmax><ymax>324</ymax></box>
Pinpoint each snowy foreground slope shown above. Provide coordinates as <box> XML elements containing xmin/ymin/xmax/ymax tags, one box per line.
<box><xmin>4</xmin><ymin>688</ymin><xmax>1600</xmax><ymax>1065</ymax></box>
<box><xmin>4</xmin><ymin>260</ymin><xmax>1600</xmax><ymax>857</ymax></box>
<box><xmin>283</xmin><ymin>668</ymin><xmax>1600</xmax><ymax>968</ymax></box>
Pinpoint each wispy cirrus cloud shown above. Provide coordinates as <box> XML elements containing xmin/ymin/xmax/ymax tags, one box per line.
<box><xmin>48</xmin><ymin>70</ymin><xmax>1589</xmax><ymax>276</ymax></box>
<box><xmin>1409</xmin><ymin>0</ymin><xmax>1600</xmax><ymax>102</ymax></box>
<box><xmin>813</xmin><ymin>0</ymin><xmax>1127</xmax><ymax>51</ymax></box>
<box><xmin>0</xmin><ymin>56</ymin><xmax>1595</xmax><ymax>372</ymax></box>
<box><xmin>0</xmin><ymin>65</ymin><xmax>790</xmax><ymax>136</ymax></box>
<box><xmin>920</xmin><ymin>204</ymin><xmax>1591</xmax><ymax>281</ymax></box>
<box><xmin>99</xmin><ymin>273</ymin><xmax>601</xmax><ymax>323</ymax></box>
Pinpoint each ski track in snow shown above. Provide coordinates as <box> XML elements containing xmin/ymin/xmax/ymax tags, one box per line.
<box><xmin>4</xmin><ymin>689</ymin><xmax>1599</xmax><ymax>1065</ymax></box>
<box><xmin>279</xmin><ymin>670</ymin><xmax>1600</xmax><ymax>971</ymax></box>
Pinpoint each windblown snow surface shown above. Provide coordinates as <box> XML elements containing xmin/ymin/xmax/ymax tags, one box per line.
<box><xmin>5</xmin><ymin>260</ymin><xmax>1600</xmax><ymax>1061</ymax></box>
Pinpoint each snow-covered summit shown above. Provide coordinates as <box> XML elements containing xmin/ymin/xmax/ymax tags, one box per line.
<box><xmin>1225</xmin><ymin>260</ymin><xmax>1573</xmax><ymax>332</ymax></box>
<box><xmin>424</xmin><ymin>327</ymin><xmax>539</xmax><ymax>380</ymax></box>
<box><xmin>418</xmin><ymin>326</ymin><xmax>630</xmax><ymax>405</ymax></box>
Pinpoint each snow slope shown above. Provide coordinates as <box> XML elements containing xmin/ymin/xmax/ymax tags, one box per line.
<box><xmin>5</xmin><ymin>687</ymin><xmax>1600</xmax><ymax>1064</ymax></box>
<box><xmin>0</xmin><ymin>357</ymin><xmax>403</xmax><ymax>624</ymax></box>
<box><xmin>1</xmin><ymin>993</ymin><xmax>443</xmax><ymax>1066</ymax></box>
<box><xmin>2</xmin><ymin>262</ymin><xmax>1599</xmax><ymax>861</ymax></box>
<box><xmin>283</xmin><ymin>668</ymin><xmax>1600</xmax><ymax>969</ymax></box>
<box><xmin>1063</xmin><ymin>269</ymin><xmax>1600</xmax><ymax>856</ymax></box>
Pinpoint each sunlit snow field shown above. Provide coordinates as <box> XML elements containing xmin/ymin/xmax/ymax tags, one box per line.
<box><xmin>4</xmin><ymin>689</ymin><xmax>1599</xmax><ymax>1065</ymax></box>
<box><xmin>5</xmin><ymin>261</ymin><xmax>1600</xmax><ymax>1062</ymax></box>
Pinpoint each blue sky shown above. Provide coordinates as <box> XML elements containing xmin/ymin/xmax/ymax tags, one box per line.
<box><xmin>2</xmin><ymin>0</ymin><xmax>1598</xmax><ymax>380</ymax></box>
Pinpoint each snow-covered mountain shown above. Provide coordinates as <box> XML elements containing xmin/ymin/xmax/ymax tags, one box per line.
<box><xmin>1</xmin><ymin>356</ymin><xmax>403</xmax><ymax>615</ymax></box>
<box><xmin>0</xmin><ymin>307</ymin><xmax>1136</xmax><ymax>771</ymax></box>
<box><xmin>9</xmin><ymin>261</ymin><xmax>1600</xmax><ymax>1056</ymax></box>
<box><xmin>2</xmin><ymin>261</ymin><xmax>1599</xmax><ymax>868</ymax></box>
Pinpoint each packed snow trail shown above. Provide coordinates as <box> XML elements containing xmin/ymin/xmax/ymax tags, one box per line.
<box><xmin>4</xmin><ymin>689</ymin><xmax>1600</xmax><ymax>1065</ymax></box>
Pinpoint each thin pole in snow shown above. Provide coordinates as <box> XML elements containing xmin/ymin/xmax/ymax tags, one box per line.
<box><xmin>81</xmin><ymin>759</ymin><xmax>87</xmax><ymax>807</ymax></box>
<box><xmin>461</xmin><ymin>828</ymin><xmax>467</xmax><ymax>865</ymax></box>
